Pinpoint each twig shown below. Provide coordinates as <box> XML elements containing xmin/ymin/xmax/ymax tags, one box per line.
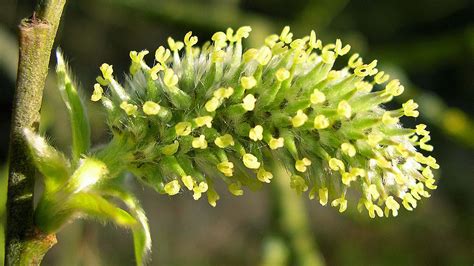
<box><xmin>5</xmin><ymin>0</ymin><xmax>66</xmax><ymax>265</ymax></box>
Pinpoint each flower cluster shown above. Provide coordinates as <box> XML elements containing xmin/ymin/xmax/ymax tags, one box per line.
<box><xmin>90</xmin><ymin>26</ymin><xmax>438</xmax><ymax>217</ymax></box>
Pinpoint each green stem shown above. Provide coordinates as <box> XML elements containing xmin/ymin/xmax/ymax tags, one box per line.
<box><xmin>266</xmin><ymin>165</ymin><xmax>325</xmax><ymax>266</ymax></box>
<box><xmin>5</xmin><ymin>0</ymin><xmax>66</xmax><ymax>265</ymax></box>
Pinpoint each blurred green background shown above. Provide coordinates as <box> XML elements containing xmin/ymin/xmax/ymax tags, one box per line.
<box><xmin>1</xmin><ymin>0</ymin><xmax>473</xmax><ymax>265</ymax></box>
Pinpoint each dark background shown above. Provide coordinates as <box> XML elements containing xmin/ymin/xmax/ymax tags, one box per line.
<box><xmin>1</xmin><ymin>0</ymin><xmax>473</xmax><ymax>265</ymax></box>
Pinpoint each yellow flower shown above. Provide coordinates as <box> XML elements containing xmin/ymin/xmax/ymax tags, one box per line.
<box><xmin>214</xmin><ymin>134</ymin><xmax>235</xmax><ymax>148</ymax></box>
<box><xmin>257</xmin><ymin>168</ymin><xmax>273</xmax><ymax>183</ymax></box>
<box><xmin>249</xmin><ymin>125</ymin><xmax>263</xmax><ymax>141</ymax></box>
<box><xmin>91</xmin><ymin>83</ymin><xmax>103</xmax><ymax>102</ymax></box>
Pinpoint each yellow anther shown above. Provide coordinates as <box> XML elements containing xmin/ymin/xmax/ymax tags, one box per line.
<box><xmin>91</xmin><ymin>83</ymin><xmax>103</xmax><ymax>102</ymax></box>
<box><xmin>348</xmin><ymin>53</ymin><xmax>363</xmax><ymax>68</ymax></box>
<box><xmin>207</xmin><ymin>186</ymin><xmax>220</xmax><ymax>207</ymax></box>
<box><xmin>243</xmin><ymin>153</ymin><xmax>260</xmax><ymax>169</ymax></box>
<box><xmin>337</xmin><ymin>100</ymin><xmax>352</xmax><ymax>119</ymax></box>
<box><xmin>184</xmin><ymin>31</ymin><xmax>198</xmax><ymax>47</ymax></box>
<box><xmin>168</xmin><ymin>37</ymin><xmax>184</xmax><ymax>52</ymax></box>
<box><xmin>374</xmin><ymin>71</ymin><xmax>390</xmax><ymax>84</ymax></box>
<box><xmin>149</xmin><ymin>64</ymin><xmax>164</xmax><ymax>80</ymax></box>
<box><xmin>364</xmin><ymin>200</ymin><xmax>384</xmax><ymax>218</ymax></box>
<box><xmin>275</xmin><ymin>68</ymin><xmax>290</xmax><ymax>82</ymax></box>
<box><xmin>425</xmin><ymin>156</ymin><xmax>439</xmax><ymax>169</ymax></box>
<box><xmin>279</xmin><ymin>26</ymin><xmax>293</xmax><ymax>44</ymax></box>
<box><xmin>161</xmin><ymin>141</ymin><xmax>179</xmax><ymax>156</ymax></box>
<box><xmin>310</xmin><ymin>89</ymin><xmax>326</xmax><ymax>104</ymax></box>
<box><xmin>120</xmin><ymin>101</ymin><xmax>138</xmax><ymax>116</ymax></box>
<box><xmin>181</xmin><ymin>175</ymin><xmax>194</xmax><ymax>191</ymax></box>
<box><xmin>241</xmin><ymin>76</ymin><xmax>257</xmax><ymax>89</ymax></box>
<box><xmin>211</xmin><ymin>50</ymin><xmax>225</xmax><ymax>63</ymax></box>
<box><xmin>355</xmin><ymin>81</ymin><xmax>373</xmax><ymax>92</ymax></box>
<box><xmin>329</xmin><ymin>158</ymin><xmax>345</xmax><ymax>172</ymax></box>
<box><xmin>342</xmin><ymin>168</ymin><xmax>365</xmax><ymax>185</ymax></box>
<box><xmin>257</xmin><ymin>168</ymin><xmax>273</xmax><ymax>183</ymax></box>
<box><xmin>175</xmin><ymin>122</ymin><xmax>192</xmax><ymax>136</ymax></box>
<box><xmin>384</xmin><ymin>196</ymin><xmax>400</xmax><ymax>217</ymax></box>
<box><xmin>319</xmin><ymin>187</ymin><xmax>328</xmax><ymax>206</ymax></box>
<box><xmin>192</xmin><ymin>135</ymin><xmax>208</xmax><ymax>149</ymax></box>
<box><xmin>256</xmin><ymin>46</ymin><xmax>272</xmax><ymax>65</ymax></box>
<box><xmin>326</xmin><ymin>70</ymin><xmax>340</xmax><ymax>81</ymax></box>
<box><xmin>164</xmin><ymin>180</ymin><xmax>180</xmax><ymax>196</ymax></box>
<box><xmin>163</xmin><ymin>68</ymin><xmax>179</xmax><ymax>87</ymax></box>
<box><xmin>268</xmin><ymin>137</ymin><xmax>284</xmax><ymax>150</ymax></box>
<box><xmin>155</xmin><ymin>46</ymin><xmax>171</xmax><ymax>64</ymax></box>
<box><xmin>194</xmin><ymin>116</ymin><xmax>213</xmax><ymax>128</ymax></box>
<box><xmin>331</xmin><ymin>196</ymin><xmax>348</xmax><ymax>213</ymax></box>
<box><xmin>249</xmin><ymin>125</ymin><xmax>264</xmax><ymax>141</ymax></box>
<box><xmin>211</xmin><ymin>31</ymin><xmax>227</xmax><ymax>49</ymax></box>
<box><xmin>130</xmin><ymin>50</ymin><xmax>149</xmax><ymax>63</ymax></box>
<box><xmin>100</xmin><ymin>63</ymin><xmax>114</xmax><ymax>81</ymax></box>
<box><xmin>193</xmin><ymin>182</ymin><xmax>208</xmax><ymax>200</ymax></box>
<box><xmin>341</xmin><ymin>143</ymin><xmax>356</xmax><ymax>157</ymax></box>
<box><xmin>226</xmin><ymin>28</ymin><xmax>235</xmax><ymax>42</ymax></box>
<box><xmin>265</xmin><ymin>34</ymin><xmax>279</xmax><ymax>48</ymax></box>
<box><xmin>242</xmin><ymin>94</ymin><xmax>256</xmax><ymax>111</ymax></box>
<box><xmin>235</xmin><ymin>26</ymin><xmax>252</xmax><ymax>40</ymax></box>
<box><xmin>402</xmin><ymin>193</ymin><xmax>417</xmax><ymax>211</ymax></box>
<box><xmin>415</xmin><ymin>124</ymin><xmax>430</xmax><ymax>136</ymax></box>
<box><xmin>292</xmin><ymin>110</ymin><xmax>308</xmax><ymax>128</ymax></box>
<box><xmin>314</xmin><ymin>115</ymin><xmax>330</xmax><ymax>129</ymax></box>
<box><xmin>309</xmin><ymin>30</ymin><xmax>322</xmax><ymax>49</ymax></box>
<box><xmin>402</xmin><ymin>99</ymin><xmax>419</xmax><ymax>117</ymax></box>
<box><xmin>217</xmin><ymin>161</ymin><xmax>234</xmax><ymax>177</ymax></box>
<box><xmin>143</xmin><ymin>101</ymin><xmax>161</xmax><ymax>115</ymax></box>
<box><xmin>321</xmin><ymin>50</ymin><xmax>336</xmax><ymax>64</ymax></box>
<box><xmin>367</xmin><ymin>132</ymin><xmax>383</xmax><ymax>147</ymax></box>
<box><xmin>290</xmin><ymin>175</ymin><xmax>308</xmax><ymax>194</ymax></box>
<box><xmin>366</xmin><ymin>184</ymin><xmax>380</xmax><ymax>201</ymax></box>
<box><xmin>382</xmin><ymin>112</ymin><xmax>399</xmax><ymax>125</ymax></box>
<box><xmin>295</xmin><ymin>157</ymin><xmax>312</xmax><ymax>172</ymax></box>
<box><xmin>335</xmin><ymin>39</ymin><xmax>351</xmax><ymax>56</ymax></box>
<box><xmin>243</xmin><ymin>48</ymin><xmax>258</xmax><ymax>62</ymax></box>
<box><xmin>354</xmin><ymin>60</ymin><xmax>378</xmax><ymax>77</ymax></box>
<box><xmin>385</xmin><ymin>79</ymin><xmax>404</xmax><ymax>96</ymax></box>
<box><xmin>205</xmin><ymin>97</ymin><xmax>220</xmax><ymax>112</ymax></box>
<box><xmin>228</xmin><ymin>182</ymin><xmax>244</xmax><ymax>196</ymax></box>
<box><xmin>214</xmin><ymin>134</ymin><xmax>235</xmax><ymax>148</ymax></box>
<box><xmin>424</xmin><ymin>177</ymin><xmax>437</xmax><ymax>190</ymax></box>
<box><xmin>213</xmin><ymin>87</ymin><xmax>234</xmax><ymax>99</ymax></box>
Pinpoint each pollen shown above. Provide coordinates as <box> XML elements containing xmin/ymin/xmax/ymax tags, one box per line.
<box><xmin>143</xmin><ymin>101</ymin><xmax>161</xmax><ymax>115</ymax></box>
<box><xmin>91</xmin><ymin>83</ymin><xmax>103</xmax><ymax>102</ymax></box>
<box><xmin>164</xmin><ymin>180</ymin><xmax>181</xmax><ymax>196</ymax></box>
<box><xmin>314</xmin><ymin>115</ymin><xmax>330</xmax><ymax>129</ymax></box>
<box><xmin>192</xmin><ymin>135</ymin><xmax>208</xmax><ymax>149</ymax></box>
<box><xmin>249</xmin><ymin>125</ymin><xmax>264</xmax><ymax>141</ymax></box>
<box><xmin>217</xmin><ymin>161</ymin><xmax>234</xmax><ymax>176</ymax></box>
<box><xmin>175</xmin><ymin>122</ymin><xmax>192</xmax><ymax>136</ymax></box>
<box><xmin>292</xmin><ymin>110</ymin><xmax>308</xmax><ymax>128</ymax></box>
<box><xmin>243</xmin><ymin>153</ymin><xmax>260</xmax><ymax>169</ymax></box>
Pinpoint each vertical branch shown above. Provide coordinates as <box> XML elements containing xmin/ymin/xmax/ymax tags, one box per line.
<box><xmin>5</xmin><ymin>0</ymin><xmax>66</xmax><ymax>265</ymax></box>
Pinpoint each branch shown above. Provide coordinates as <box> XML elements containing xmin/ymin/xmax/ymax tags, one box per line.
<box><xmin>5</xmin><ymin>0</ymin><xmax>66</xmax><ymax>265</ymax></box>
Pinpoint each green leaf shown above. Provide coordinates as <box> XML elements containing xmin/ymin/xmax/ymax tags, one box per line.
<box><xmin>35</xmin><ymin>192</ymin><xmax>137</xmax><ymax>234</ymax></box>
<box><xmin>56</xmin><ymin>49</ymin><xmax>91</xmax><ymax>164</ymax></box>
<box><xmin>95</xmin><ymin>184</ymin><xmax>151</xmax><ymax>266</ymax></box>
<box><xmin>23</xmin><ymin>128</ymin><xmax>70</xmax><ymax>192</ymax></box>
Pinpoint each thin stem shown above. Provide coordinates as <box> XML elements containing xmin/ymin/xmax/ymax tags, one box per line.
<box><xmin>5</xmin><ymin>0</ymin><xmax>66</xmax><ymax>265</ymax></box>
<box><xmin>267</xmin><ymin>165</ymin><xmax>325</xmax><ymax>266</ymax></box>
